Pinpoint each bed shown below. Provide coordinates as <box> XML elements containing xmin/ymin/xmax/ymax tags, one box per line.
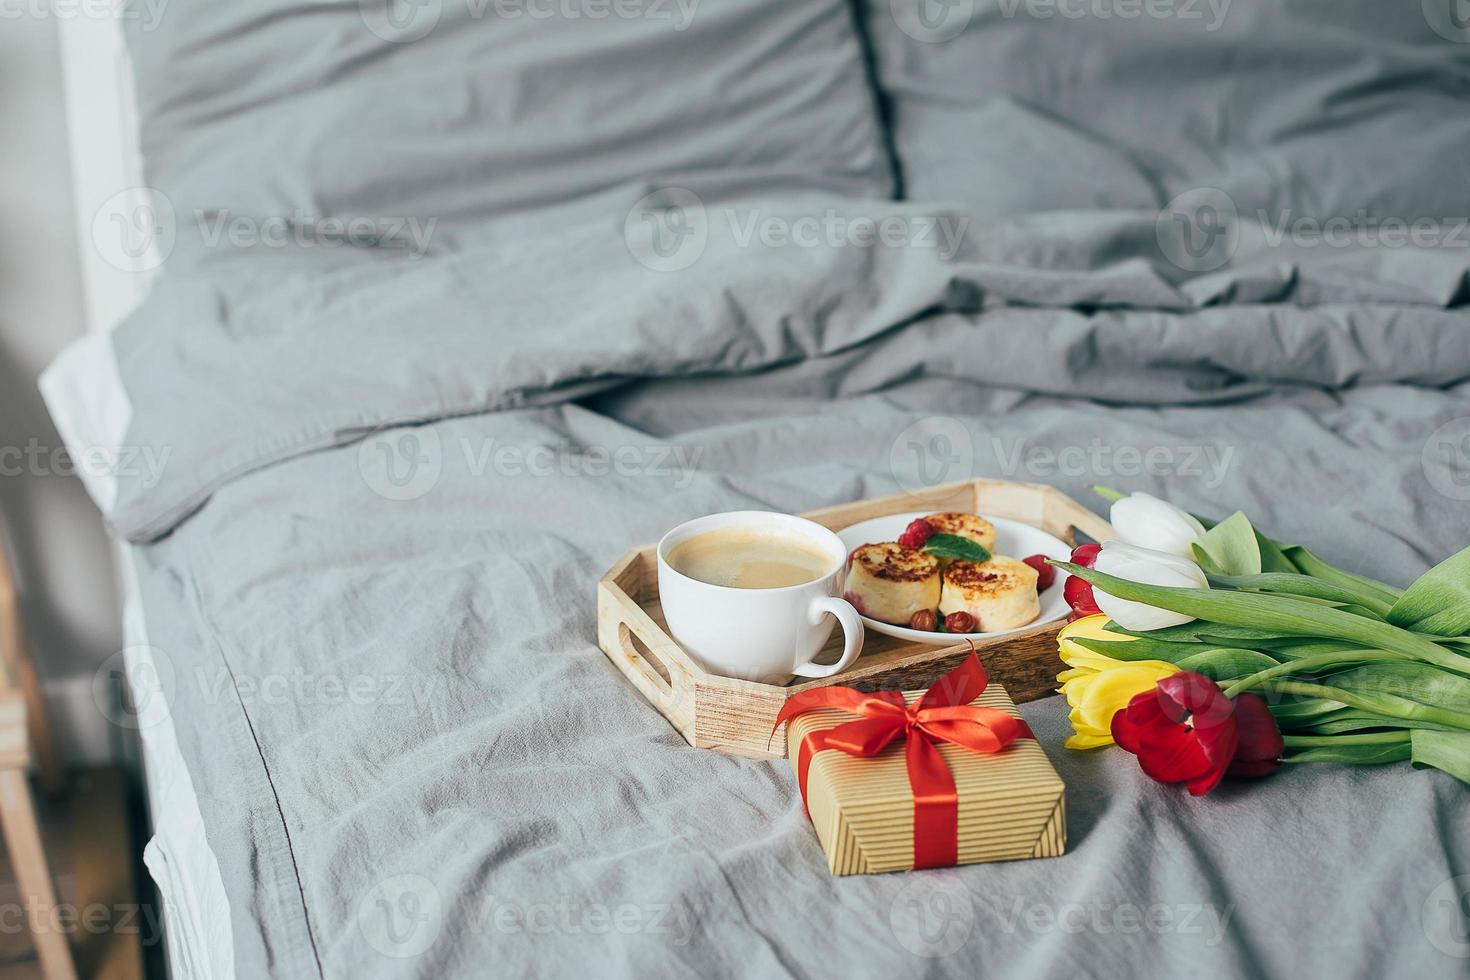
<box><xmin>42</xmin><ymin>3</ymin><xmax>1470</xmax><ymax>978</ymax></box>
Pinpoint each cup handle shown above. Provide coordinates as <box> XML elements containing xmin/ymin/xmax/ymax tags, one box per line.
<box><xmin>792</xmin><ymin>596</ymin><xmax>866</xmax><ymax>679</ymax></box>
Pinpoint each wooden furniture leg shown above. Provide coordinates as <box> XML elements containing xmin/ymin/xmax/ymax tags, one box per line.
<box><xmin>0</xmin><ymin>692</ymin><xmax>77</xmax><ymax>980</ymax></box>
<box><xmin>0</xmin><ymin>535</ymin><xmax>66</xmax><ymax>797</ymax></box>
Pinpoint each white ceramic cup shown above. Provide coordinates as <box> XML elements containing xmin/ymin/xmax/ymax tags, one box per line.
<box><xmin>656</xmin><ymin>511</ymin><xmax>865</xmax><ymax>685</ymax></box>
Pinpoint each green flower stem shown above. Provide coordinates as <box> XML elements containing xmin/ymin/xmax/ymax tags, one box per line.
<box><xmin>1282</xmin><ymin>732</ymin><xmax>1411</xmax><ymax>748</ymax></box>
<box><xmin>1220</xmin><ymin>652</ymin><xmax>1407</xmax><ymax>699</ymax></box>
<box><xmin>1206</xmin><ymin>573</ymin><xmax>1396</xmax><ymax>618</ymax></box>
<box><xmin>1251</xmin><ymin>680</ymin><xmax>1470</xmax><ymax>731</ymax></box>
<box><xmin>1054</xmin><ymin>562</ymin><xmax>1470</xmax><ymax>677</ymax></box>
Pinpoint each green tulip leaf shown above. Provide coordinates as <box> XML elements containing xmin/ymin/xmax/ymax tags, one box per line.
<box><xmin>1110</xmin><ymin>621</ymin><xmax>1298</xmax><ymax>643</ymax></box>
<box><xmin>1071</xmin><ymin>635</ymin><xmax>1227</xmax><ymax>665</ymax></box>
<box><xmin>1297</xmin><ymin>710</ymin><xmax>1460</xmax><ymax>736</ymax></box>
<box><xmin>1410</xmin><ymin>729</ymin><xmax>1470</xmax><ymax>784</ymax></box>
<box><xmin>1386</xmin><ymin>545</ymin><xmax>1470</xmax><ymax>638</ymax></box>
<box><xmin>1206</xmin><ymin>573</ymin><xmax>1394</xmax><ymax>617</ymax></box>
<box><xmin>1284</xmin><ymin>545</ymin><xmax>1402</xmax><ymax>605</ymax></box>
<box><xmin>1268</xmin><ymin>697</ymin><xmax>1349</xmax><ymax>723</ymax></box>
<box><xmin>1173</xmin><ymin>648</ymin><xmax>1281</xmax><ymax>681</ymax></box>
<box><xmin>1192</xmin><ymin>511</ymin><xmax>1261</xmax><ymax>577</ymax></box>
<box><xmin>1054</xmin><ymin>562</ymin><xmax>1470</xmax><ymax>677</ymax></box>
<box><xmin>1286</xmin><ymin>743</ymin><xmax>1412</xmax><ymax>766</ymax></box>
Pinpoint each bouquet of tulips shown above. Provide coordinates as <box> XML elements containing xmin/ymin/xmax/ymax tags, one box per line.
<box><xmin>1050</xmin><ymin>489</ymin><xmax>1470</xmax><ymax>795</ymax></box>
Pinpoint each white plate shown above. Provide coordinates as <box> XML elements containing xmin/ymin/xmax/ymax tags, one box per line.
<box><xmin>835</xmin><ymin>512</ymin><xmax>1072</xmax><ymax>645</ymax></box>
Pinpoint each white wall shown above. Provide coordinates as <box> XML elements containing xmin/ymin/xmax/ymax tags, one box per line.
<box><xmin>0</xmin><ymin>11</ymin><xmax>124</xmax><ymax>761</ymax></box>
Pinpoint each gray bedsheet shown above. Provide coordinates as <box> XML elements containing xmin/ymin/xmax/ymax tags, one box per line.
<box><xmin>98</xmin><ymin>188</ymin><xmax>1470</xmax><ymax>978</ymax></box>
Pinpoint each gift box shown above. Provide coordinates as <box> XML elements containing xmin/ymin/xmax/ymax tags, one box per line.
<box><xmin>780</xmin><ymin>654</ymin><xmax>1066</xmax><ymax>876</ymax></box>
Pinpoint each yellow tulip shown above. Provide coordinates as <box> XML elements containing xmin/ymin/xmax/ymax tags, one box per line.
<box><xmin>1056</xmin><ymin>615</ymin><xmax>1180</xmax><ymax>750</ymax></box>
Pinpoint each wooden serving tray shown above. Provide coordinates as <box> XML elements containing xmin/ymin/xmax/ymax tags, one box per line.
<box><xmin>596</xmin><ymin>479</ymin><xmax>1114</xmax><ymax>759</ymax></box>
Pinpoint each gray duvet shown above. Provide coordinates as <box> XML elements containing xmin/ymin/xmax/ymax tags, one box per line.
<box><xmin>107</xmin><ymin>191</ymin><xmax>1470</xmax><ymax>978</ymax></box>
<box><xmin>80</xmin><ymin>4</ymin><xmax>1470</xmax><ymax>977</ymax></box>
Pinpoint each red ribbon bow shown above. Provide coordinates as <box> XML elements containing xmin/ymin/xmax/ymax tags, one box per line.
<box><xmin>774</xmin><ymin>652</ymin><xmax>1033</xmax><ymax>869</ymax></box>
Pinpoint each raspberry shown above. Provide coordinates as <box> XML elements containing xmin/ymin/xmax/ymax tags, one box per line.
<box><xmin>898</xmin><ymin>519</ymin><xmax>937</xmax><ymax>551</ymax></box>
<box><xmin>1023</xmin><ymin>554</ymin><xmax>1056</xmax><ymax>590</ymax></box>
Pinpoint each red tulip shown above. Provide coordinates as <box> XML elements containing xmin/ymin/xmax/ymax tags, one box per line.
<box><xmin>1227</xmin><ymin>694</ymin><xmax>1284</xmax><ymax>778</ymax></box>
<box><xmin>1063</xmin><ymin>543</ymin><xmax>1103</xmax><ymax>619</ymax></box>
<box><xmin>1111</xmin><ymin>671</ymin><xmax>1238</xmax><ymax>796</ymax></box>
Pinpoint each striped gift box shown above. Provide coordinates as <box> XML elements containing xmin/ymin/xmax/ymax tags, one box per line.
<box><xmin>785</xmin><ymin>683</ymin><xmax>1067</xmax><ymax>876</ymax></box>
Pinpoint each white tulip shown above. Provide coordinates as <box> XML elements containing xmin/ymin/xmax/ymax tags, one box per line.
<box><xmin>1110</xmin><ymin>492</ymin><xmax>1207</xmax><ymax>558</ymax></box>
<box><xmin>1091</xmin><ymin>541</ymin><xmax>1210</xmax><ymax>632</ymax></box>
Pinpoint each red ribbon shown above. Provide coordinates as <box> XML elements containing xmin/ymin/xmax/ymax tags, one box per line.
<box><xmin>774</xmin><ymin>652</ymin><xmax>1033</xmax><ymax>870</ymax></box>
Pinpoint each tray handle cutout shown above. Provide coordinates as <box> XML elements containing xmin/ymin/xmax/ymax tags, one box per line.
<box><xmin>618</xmin><ymin>623</ymin><xmax>675</xmax><ymax>707</ymax></box>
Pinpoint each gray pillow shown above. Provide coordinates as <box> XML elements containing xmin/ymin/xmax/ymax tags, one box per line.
<box><xmin>124</xmin><ymin>0</ymin><xmax>893</xmax><ymax>234</ymax></box>
<box><xmin>866</xmin><ymin>0</ymin><xmax>1470</xmax><ymax>221</ymax></box>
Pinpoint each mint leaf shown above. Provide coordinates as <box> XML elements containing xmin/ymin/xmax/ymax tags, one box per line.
<box><xmin>923</xmin><ymin>534</ymin><xmax>991</xmax><ymax>563</ymax></box>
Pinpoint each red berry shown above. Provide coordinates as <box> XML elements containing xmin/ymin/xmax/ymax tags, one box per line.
<box><xmin>898</xmin><ymin>519</ymin><xmax>937</xmax><ymax>551</ymax></box>
<box><xmin>1022</xmin><ymin>554</ymin><xmax>1056</xmax><ymax>590</ymax></box>
<box><xmin>1070</xmin><ymin>543</ymin><xmax>1102</xmax><ymax>568</ymax></box>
